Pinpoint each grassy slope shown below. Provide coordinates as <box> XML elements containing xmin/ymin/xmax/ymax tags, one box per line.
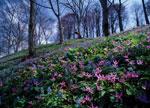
<box><xmin>0</xmin><ymin>25</ymin><xmax>145</xmax><ymax>71</ymax></box>
<box><xmin>0</xmin><ymin>38</ymin><xmax>102</xmax><ymax>71</ymax></box>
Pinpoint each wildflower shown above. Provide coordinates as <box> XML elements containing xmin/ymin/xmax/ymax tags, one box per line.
<box><xmin>79</xmin><ymin>61</ymin><xmax>84</xmax><ymax>69</ymax></box>
<box><xmin>84</xmin><ymin>54</ymin><xmax>88</xmax><ymax>57</ymax></box>
<box><xmin>98</xmin><ymin>60</ymin><xmax>104</xmax><ymax>66</ymax></box>
<box><xmin>137</xmin><ymin>60</ymin><xmax>143</xmax><ymax>65</ymax></box>
<box><xmin>84</xmin><ymin>86</ymin><xmax>93</xmax><ymax>94</ymax></box>
<box><xmin>85</xmin><ymin>95</ymin><xmax>92</xmax><ymax>101</ymax></box>
<box><xmin>132</xmin><ymin>72</ymin><xmax>139</xmax><ymax>78</ymax></box>
<box><xmin>58</xmin><ymin>89</ymin><xmax>63</xmax><ymax>98</ymax></box>
<box><xmin>88</xmin><ymin>104</ymin><xmax>98</xmax><ymax>108</ymax></box>
<box><xmin>60</xmin><ymin>81</ymin><xmax>66</xmax><ymax>87</ymax></box>
<box><xmin>114</xmin><ymin>91</ymin><xmax>123</xmax><ymax>101</ymax></box>
<box><xmin>24</xmin><ymin>87</ymin><xmax>28</xmax><ymax>91</ymax></box>
<box><xmin>47</xmin><ymin>86</ymin><xmax>52</xmax><ymax>93</ymax></box>
<box><xmin>125</xmin><ymin>72</ymin><xmax>132</xmax><ymax>78</ymax></box>
<box><xmin>105</xmin><ymin>74</ymin><xmax>111</xmax><ymax>80</ymax></box>
<box><xmin>40</xmin><ymin>87</ymin><xmax>44</xmax><ymax>94</ymax></box>
<box><xmin>17</xmin><ymin>96</ymin><xmax>20</xmax><ymax>100</ymax></box>
<box><xmin>51</xmin><ymin>77</ymin><xmax>55</xmax><ymax>81</ymax></box>
<box><xmin>113</xmin><ymin>60</ymin><xmax>118</xmax><ymax>67</ymax></box>
<box><xmin>28</xmin><ymin>101</ymin><xmax>34</xmax><ymax>105</ymax></box>
<box><xmin>27</xmin><ymin>67</ymin><xmax>36</xmax><ymax>70</ymax></box>
<box><xmin>128</xmin><ymin>67</ymin><xmax>133</xmax><ymax>71</ymax></box>
<box><xmin>96</xmin><ymin>84</ymin><xmax>103</xmax><ymax>91</ymax></box>
<box><xmin>112</xmin><ymin>48</ymin><xmax>118</xmax><ymax>52</ymax></box>
<box><xmin>137</xmin><ymin>93</ymin><xmax>150</xmax><ymax>103</ymax></box>
<box><xmin>97</xmin><ymin>74</ymin><xmax>105</xmax><ymax>81</ymax></box>
<box><xmin>73</xmin><ymin>85</ymin><xmax>78</xmax><ymax>89</ymax></box>
<box><xmin>129</xmin><ymin>60</ymin><xmax>135</xmax><ymax>65</ymax></box>
<box><xmin>119</xmin><ymin>77</ymin><xmax>125</xmax><ymax>83</ymax></box>
<box><xmin>147</xmin><ymin>45</ymin><xmax>150</xmax><ymax>49</ymax></box>
<box><xmin>110</xmin><ymin>73</ymin><xmax>117</xmax><ymax>82</ymax></box>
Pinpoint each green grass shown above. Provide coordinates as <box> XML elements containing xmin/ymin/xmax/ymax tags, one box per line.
<box><xmin>0</xmin><ymin>38</ymin><xmax>101</xmax><ymax>71</ymax></box>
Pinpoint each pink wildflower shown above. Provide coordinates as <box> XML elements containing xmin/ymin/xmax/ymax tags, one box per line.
<box><xmin>24</xmin><ymin>87</ymin><xmax>28</xmax><ymax>91</ymax></box>
<box><xmin>113</xmin><ymin>60</ymin><xmax>118</xmax><ymax>67</ymax></box>
<box><xmin>129</xmin><ymin>60</ymin><xmax>135</xmax><ymax>65</ymax></box>
<box><xmin>84</xmin><ymin>87</ymin><xmax>93</xmax><ymax>94</ymax></box>
<box><xmin>28</xmin><ymin>101</ymin><xmax>34</xmax><ymax>105</ymax></box>
<box><xmin>98</xmin><ymin>60</ymin><xmax>104</xmax><ymax>66</ymax></box>
<box><xmin>114</xmin><ymin>91</ymin><xmax>123</xmax><ymax>101</ymax></box>
<box><xmin>60</xmin><ymin>81</ymin><xmax>66</xmax><ymax>87</ymax></box>
<box><xmin>88</xmin><ymin>104</ymin><xmax>98</xmax><ymax>108</ymax></box>
<box><xmin>137</xmin><ymin>60</ymin><xmax>143</xmax><ymax>65</ymax></box>
<box><xmin>96</xmin><ymin>84</ymin><xmax>104</xmax><ymax>91</ymax></box>
<box><xmin>147</xmin><ymin>45</ymin><xmax>150</xmax><ymax>49</ymax></box>
<box><xmin>72</xmin><ymin>85</ymin><xmax>78</xmax><ymax>89</ymax></box>
<box><xmin>85</xmin><ymin>95</ymin><xmax>92</xmax><ymax>101</ymax></box>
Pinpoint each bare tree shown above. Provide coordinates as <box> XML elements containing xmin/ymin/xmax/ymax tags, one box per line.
<box><xmin>142</xmin><ymin>0</ymin><xmax>149</xmax><ymax>24</ymax></box>
<box><xmin>93</xmin><ymin>3</ymin><xmax>102</xmax><ymax>37</ymax></box>
<box><xmin>109</xmin><ymin>0</ymin><xmax>128</xmax><ymax>32</ymax></box>
<box><xmin>131</xmin><ymin>3</ymin><xmax>144</xmax><ymax>27</ymax></box>
<box><xmin>28</xmin><ymin>0</ymin><xmax>36</xmax><ymax>56</ymax></box>
<box><xmin>49</xmin><ymin>0</ymin><xmax>64</xmax><ymax>44</ymax></box>
<box><xmin>146</xmin><ymin>0</ymin><xmax>150</xmax><ymax>17</ymax></box>
<box><xmin>99</xmin><ymin>0</ymin><xmax>110</xmax><ymax>36</ymax></box>
<box><xmin>62</xmin><ymin>0</ymin><xmax>92</xmax><ymax>39</ymax></box>
<box><xmin>62</xmin><ymin>13</ymin><xmax>76</xmax><ymax>40</ymax></box>
<box><xmin>108</xmin><ymin>5</ymin><xmax>118</xmax><ymax>34</ymax></box>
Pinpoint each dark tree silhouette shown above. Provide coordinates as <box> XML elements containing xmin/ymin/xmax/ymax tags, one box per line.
<box><xmin>28</xmin><ymin>0</ymin><xmax>36</xmax><ymax>56</ymax></box>
<box><xmin>142</xmin><ymin>0</ymin><xmax>149</xmax><ymax>24</ymax></box>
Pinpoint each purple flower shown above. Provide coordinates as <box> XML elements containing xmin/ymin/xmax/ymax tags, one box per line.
<box><xmin>88</xmin><ymin>104</ymin><xmax>98</xmax><ymax>108</ymax></box>
<box><xmin>137</xmin><ymin>93</ymin><xmax>150</xmax><ymax>103</ymax></box>
<box><xmin>114</xmin><ymin>91</ymin><xmax>123</xmax><ymax>101</ymax></box>
<box><xmin>137</xmin><ymin>60</ymin><xmax>143</xmax><ymax>65</ymax></box>
<box><xmin>28</xmin><ymin>101</ymin><xmax>34</xmax><ymax>105</ymax></box>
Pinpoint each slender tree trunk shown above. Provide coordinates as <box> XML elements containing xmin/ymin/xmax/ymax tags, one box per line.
<box><xmin>142</xmin><ymin>0</ymin><xmax>149</xmax><ymax>24</ymax></box>
<box><xmin>102</xmin><ymin>8</ymin><xmax>109</xmax><ymax>36</ymax></box>
<box><xmin>28</xmin><ymin>0</ymin><xmax>35</xmax><ymax>56</ymax></box>
<box><xmin>57</xmin><ymin>0</ymin><xmax>64</xmax><ymax>44</ymax></box>
<box><xmin>136</xmin><ymin>15</ymin><xmax>140</xmax><ymax>26</ymax></box>
<box><xmin>118</xmin><ymin>11</ymin><xmax>123</xmax><ymax>31</ymax></box>
<box><xmin>100</xmin><ymin>0</ymin><xmax>109</xmax><ymax>36</ymax></box>
<box><xmin>58</xmin><ymin>16</ymin><xmax>64</xmax><ymax>44</ymax></box>
<box><xmin>77</xmin><ymin>21</ymin><xmax>82</xmax><ymax>39</ymax></box>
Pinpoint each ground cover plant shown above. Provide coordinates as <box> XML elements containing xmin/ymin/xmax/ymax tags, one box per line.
<box><xmin>0</xmin><ymin>25</ymin><xmax>150</xmax><ymax>108</ymax></box>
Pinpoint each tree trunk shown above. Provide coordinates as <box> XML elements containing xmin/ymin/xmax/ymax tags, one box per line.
<box><xmin>77</xmin><ymin>21</ymin><xmax>82</xmax><ymax>39</ymax></box>
<box><xmin>28</xmin><ymin>0</ymin><xmax>35</xmax><ymax>56</ymax></box>
<box><xmin>57</xmin><ymin>0</ymin><xmax>64</xmax><ymax>44</ymax></box>
<box><xmin>118</xmin><ymin>11</ymin><xmax>123</xmax><ymax>31</ymax></box>
<box><xmin>58</xmin><ymin>16</ymin><xmax>64</xmax><ymax>44</ymax></box>
<box><xmin>142</xmin><ymin>0</ymin><xmax>149</xmax><ymax>24</ymax></box>
<box><xmin>102</xmin><ymin>8</ymin><xmax>109</xmax><ymax>36</ymax></box>
<box><xmin>100</xmin><ymin>0</ymin><xmax>109</xmax><ymax>36</ymax></box>
<box><xmin>136</xmin><ymin>15</ymin><xmax>140</xmax><ymax>26</ymax></box>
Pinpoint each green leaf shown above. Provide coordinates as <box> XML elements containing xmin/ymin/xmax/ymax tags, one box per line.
<box><xmin>99</xmin><ymin>91</ymin><xmax>106</xmax><ymax>98</ymax></box>
<box><xmin>126</xmin><ymin>89</ymin><xmax>132</xmax><ymax>96</ymax></box>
